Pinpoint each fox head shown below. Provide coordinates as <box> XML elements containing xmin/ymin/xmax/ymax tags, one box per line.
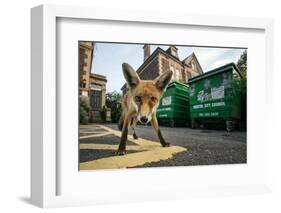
<box><xmin>122</xmin><ymin>63</ymin><xmax>173</xmax><ymax>124</ymax></box>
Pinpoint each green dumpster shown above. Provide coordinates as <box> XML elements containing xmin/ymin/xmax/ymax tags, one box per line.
<box><xmin>188</xmin><ymin>63</ymin><xmax>243</xmax><ymax>132</ymax></box>
<box><xmin>156</xmin><ymin>81</ymin><xmax>190</xmax><ymax>127</ymax></box>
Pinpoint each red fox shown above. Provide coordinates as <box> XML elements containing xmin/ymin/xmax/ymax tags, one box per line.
<box><xmin>117</xmin><ymin>63</ymin><xmax>173</xmax><ymax>155</ymax></box>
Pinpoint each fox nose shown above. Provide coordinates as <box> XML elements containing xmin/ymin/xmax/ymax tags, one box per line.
<box><xmin>140</xmin><ymin>116</ymin><xmax>148</xmax><ymax>124</ymax></box>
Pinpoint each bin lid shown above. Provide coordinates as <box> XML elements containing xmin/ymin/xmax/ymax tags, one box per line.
<box><xmin>166</xmin><ymin>81</ymin><xmax>189</xmax><ymax>90</ymax></box>
<box><xmin>187</xmin><ymin>62</ymin><xmax>242</xmax><ymax>84</ymax></box>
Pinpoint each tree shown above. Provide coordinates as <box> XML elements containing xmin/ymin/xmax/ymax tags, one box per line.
<box><xmin>106</xmin><ymin>90</ymin><xmax>122</xmax><ymax>108</ymax></box>
<box><xmin>236</xmin><ymin>50</ymin><xmax>247</xmax><ymax>130</ymax></box>
<box><xmin>79</xmin><ymin>96</ymin><xmax>90</xmax><ymax>124</ymax></box>
<box><xmin>237</xmin><ymin>50</ymin><xmax>247</xmax><ymax>78</ymax></box>
<box><xmin>106</xmin><ymin>91</ymin><xmax>123</xmax><ymax>123</ymax></box>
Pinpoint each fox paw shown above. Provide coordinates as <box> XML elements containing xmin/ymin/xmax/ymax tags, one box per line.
<box><xmin>116</xmin><ymin>149</ymin><xmax>127</xmax><ymax>156</ymax></box>
<box><xmin>133</xmin><ymin>134</ymin><xmax>138</xmax><ymax>139</ymax></box>
<box><xmin>162</xmin><ymin>142</ymin><xmax>170</xmax><ymax>147</ymax></box>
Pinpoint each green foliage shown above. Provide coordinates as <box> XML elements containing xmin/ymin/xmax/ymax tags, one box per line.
<box><xmin>111</xmin><ymin>102</ymin><xmax>122</xmax><ymax>123</ymax></box>
<box><xmin>99</xmin><ymin>106</ymin><xmax>107</xmax><ymax>123</ymax></box>
<box><xmin>237</xmin><ymin>50</ymin><xmax>247</xmax><ymax>78</ymax></box>
<box><xmin>80</xmin><ymin>97</ymin><xmax>90</xmax><ymax>124</ymax></box>
<box><xmin>236</xmin><ymin>50</ymin><xmax>247</xmax><ymax>96</ymax></box>
<box><xmin>106</xmin><ymin>90</ymin><xmax>122</xmax><ymax>106</ymax></box>
<box><xmin>236</xmin><ymin>50</ymin><xmax>247</xmax><ymax>129</ymax></box>
<box><xmin>106</xmin><ymin>91</ymin><xmax>123</xmax><ymax>123</ymax></box>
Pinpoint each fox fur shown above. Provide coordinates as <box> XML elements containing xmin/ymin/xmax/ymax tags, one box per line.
<box><xmin>117</xmin><ymin>63</ymin><xmax>173</xmax><ymax>155</ymax></box>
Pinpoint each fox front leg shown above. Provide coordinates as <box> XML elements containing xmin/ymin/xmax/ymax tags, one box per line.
<box><xmin>117</xmin><ymin>115</ymin><xmax>130</xmax><ymax>155</ymax></box>
<box><xmin>131</xmin><ymin>117</ymin><xmax>138</xmax><ymax>139</ymax></box>
<box><xmin>151</xmin><ymin>115</ymin><xmax>170</xmax><ymax>147</ymax></box>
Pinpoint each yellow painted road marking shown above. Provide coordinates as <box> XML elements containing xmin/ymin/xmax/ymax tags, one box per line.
<box><xmin>80</xmin><ymin>131</ymin><xmax>107</xmax><ymax>134</ymax></box>
<box><xmin>80</xmin><ymin>132</ymin><xmax>113</xmax><ymax>139</ymax></box>
<box><xmin>97</xmin><ymin>125</ymin><xmax>160</xmax><ymax>147</ymax></box>
<box><xmin>80</xmin><ymin>143</ymin><xmax>150</xmax><ymax>151</ymax></box>
<box><xmin>80</xmin><ymin>146</ymin><xmax>186</xmax><ymax>170</ymax></box>
<box><xmin>79</xmin><ymin>124</ymin><xmax>187</xmax><ymax>170</ymax></box>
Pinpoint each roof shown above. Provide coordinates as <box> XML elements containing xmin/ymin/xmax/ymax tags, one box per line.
<box><xmin>79</xmin><ymin>41</ymin><xmax>94</xmax><ymax>50</ymax></box>
<box><xmin>165</xmin><ymin>46</ymin><xmax>179</xmax><ymax>58</ymax></box>
<box><xmin>187</xmin><ymin>63</ymin><xmax>242</xmax><ymax>84</ymax></box>
<box><xmin>121</xmin><ymin>47</ymin><xmax>175</xmax><ymax>90</ymax></box>
<box><xmin>182</xmin><ymin>52</ymin><xmax>203</xmax><ymax>74</ymax></box>
<box><xmin>90</xmin><ymin>73</ymin><xmax>107</xmax><ymax>81</ymax></box>
<box><xmin>121</xmin><ymin>46</ymin><xmax>197</xmax><ymax>90</ymax></box>
<box><xmin>182</xmin><ymin>52</ymin><xmax>194</xmax><ymax>63</ymax></box>
<box><xmin>137</xmin><ymin>47</ymin><xmax>181</xmax><ymax>74</ymax></box>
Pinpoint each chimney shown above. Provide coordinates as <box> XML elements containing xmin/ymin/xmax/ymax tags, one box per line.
<box><xmin>168</xmin><ymin>45</ymin><xmax>179</xmax><ymax>58</ymax></box>
<box><xmin>143</xmin><ymin>44</ymin><xmax>151</xmax><ymax>61</ymax></box>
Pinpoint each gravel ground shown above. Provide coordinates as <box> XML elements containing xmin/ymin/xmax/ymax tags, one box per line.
<box><xmin>132</xmin><ymin>142</ymin><xmax>246</xmax><ymax>168</ymax></box>
<box><xmin>106</xmin><ymin>124</ymin><xmax>246</xmax><ymax>167</ymax></box>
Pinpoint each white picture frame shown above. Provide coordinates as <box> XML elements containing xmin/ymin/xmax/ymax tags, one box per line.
<box><xmin>31</xmin><ymin>4</ymin><xmax>274</xmax><ymax>208</ymax></box>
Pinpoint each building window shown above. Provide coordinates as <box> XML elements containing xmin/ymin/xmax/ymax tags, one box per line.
<box><xmin>80</xmin><ymin>79</ymin><xmax>87</xmax><ymax>88</ymax></box>
<box><xmin>175</xmin><ymin>69</ymin><xmax>180</xmax><ymax>81</ymax></box>
<box><xmin>90</xmin><ymin>84</ymin><xmax>102</xmax><ymax>109</ymax></box>
<box><xmin>186</xmin><ymin>71</ymin><xmax>192</xmax><ymax>81</ymax></box>
<box><xmin>170</xmin><ymin>66</ymin><xmax>175</xmax><ymax>81</ymax></box>
<box><xmin>182</xmin><ymin>70</ymin><xmax>186</xmax><ymax>83</ymax></box>
<box><xmin>191</xmin><ymin>61</ymin><xmax>195</xmax><ymax>70</ymax></box>
<box><xmin>90</xmin><ymin>90</ymin><xmax>102</xmax><ymax>109</ymax></box>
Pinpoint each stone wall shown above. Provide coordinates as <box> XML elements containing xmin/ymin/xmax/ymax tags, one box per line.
<box><xmin>159</xmin><ymin>53</ymin><xmax>184</xmax><ymax>83</ymax></box>
<box><xmin>79</xmin><ymin>41</ymin><xmax>93</xmax><ymax>96</ymax></box>
<box><xmin>138</xmin><ymin>57</ymin><xmax>160</xmax><ymax>80</ymax></box>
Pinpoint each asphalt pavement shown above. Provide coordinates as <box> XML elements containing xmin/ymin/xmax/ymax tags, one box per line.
<box><xmin>79</xmin><ymin>123</ymin><xmax>246</xmax><ymax>170</ymax></box>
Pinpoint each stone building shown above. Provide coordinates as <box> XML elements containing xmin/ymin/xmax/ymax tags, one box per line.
<box><xmin>89</xmin><ymin>73</ymin><xmax>107</xmax><ymax>110</ymax></box>
<box><xmin>79</xmin><ymin>41</ymin><xmax>108</xmax><ymax>122</ymax></box>
<box><xmin>79</xmin><ymin>41</ymin><xmax>94</xmax><ymax>97</ymax></box>
<box><xmin>121</xmin><ymin>44</ymin><xmax>203</xmax><ymax>93</ymax></box>
<box><xmin>89</xmin><ymin>73</ymin><xmax>107</xmax><ymax>122</ymax></box>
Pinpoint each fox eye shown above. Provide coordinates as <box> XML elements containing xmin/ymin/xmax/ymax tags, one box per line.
<box><xmin>151</xmin><ymin>97</ymin><xmax>157</xmax><ymax>102</ymax></box>
<box><xmin>135</xmin><ymin>96</ymin><xmax>141</xmax><ymax>102</ymax></box>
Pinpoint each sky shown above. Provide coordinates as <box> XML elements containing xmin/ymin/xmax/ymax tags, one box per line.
<box><xmin>91</xmin><ymin>42</ymin><xmax>246</xmax><ymax>93</ymax></box>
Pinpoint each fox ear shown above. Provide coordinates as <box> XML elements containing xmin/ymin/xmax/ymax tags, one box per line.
<box><xmin>122</xmin><ymin>63</ymin><xmax>140</xmax><ymax>88</ymax></box>
<box><xmin>154</xmin><ymin>70</ymin><xmax>173</xmax><ymax>91</ymax></box>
